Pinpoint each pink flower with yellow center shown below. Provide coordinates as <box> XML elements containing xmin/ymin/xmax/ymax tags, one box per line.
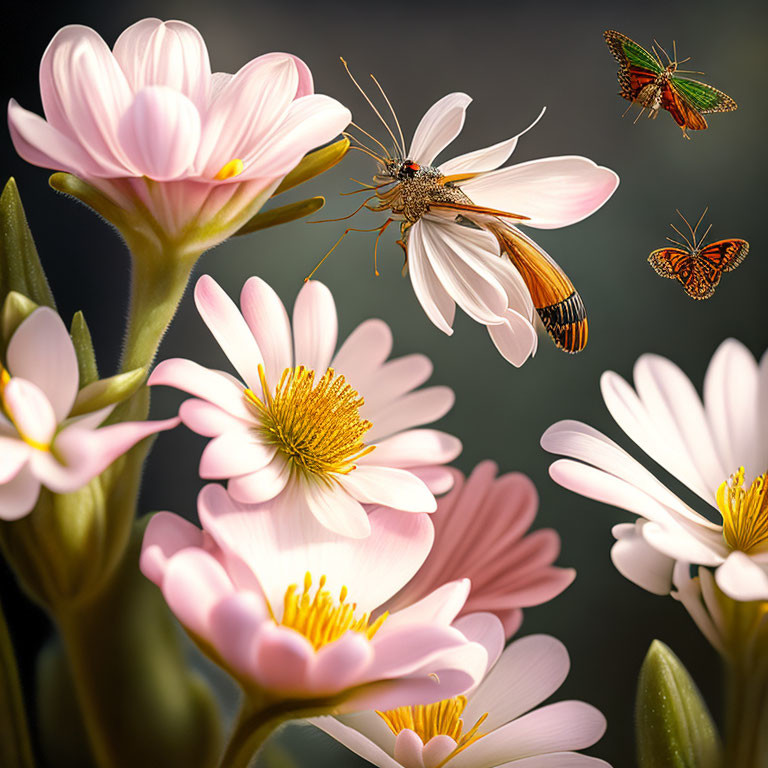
<box><xmin>8</xmin><ymin>18</ymin><xmax>350</xmax><ymax>248</ymax></box>
<box><xmin>383</xmin><ymin>462</ymin><xmax>575</xmax><ymax>637</ymax></box>
<box><xmin>149</xmin><ymin>275</ymin><xmax>460</xmax><ymax>538</ymax></box>
<box><xmin>0</xmin><ymin>307</ymin><xmax>178</xmax><ymax>519</ymax></box>
<box><xmin>140</xmin><ymin>483</ymin><xmax>491</xmax><ymax>710</ymax></box>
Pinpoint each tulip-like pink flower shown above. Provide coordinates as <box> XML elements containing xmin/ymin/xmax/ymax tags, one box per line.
<box><xmin>0</xmin><ymin>307</ymin><xmax>178</xmax><ymax>519</ymax></box>
<box><xmin>8</xmin><ymin>18</ymin><xmax>351</xmax><ymax>249</ymax></box>
<box><xmin>312</xmin><ymin>618</ymin><xmax>610</xmax><ymax>767</ymax></box>
<box><xmin>140</xmin><ymin>484</ymin><xmax>492</xmax><ymax>711</ymax></box>
<box><xmin>149</xmin><ymin>275</ymin><xmax>461</xmax><ymax>538</ymax></box>
<box><xmin>382</xmin><ymin>461</ymin><xmax>576</xmax><ymax>637</ymax></box>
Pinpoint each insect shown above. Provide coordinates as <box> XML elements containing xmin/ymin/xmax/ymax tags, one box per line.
<box><xmin>309</xmin><ymin>61</ymin><xmax>615</xmax><ymax>355</ymax></box>
<box><xmin>604</xmin><ymin>30</ymin><xmax>737</xmax><ymax>138</ymax></box>
<box><xmin>648</xmin><ymin>209</ymin><xmax>749</xmax><ymax>299</ymax></box>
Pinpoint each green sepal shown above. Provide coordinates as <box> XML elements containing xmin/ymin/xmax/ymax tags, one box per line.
<box><xmin>272</xmin><ymin>138</ymin><xmax>350</xmax><ymax>196</ymax></box>
<box><xmin>49</xmin><ymin>173</ymin><xmax>128</xmax><ymax>229</ymax></box>
<box><xmin>1</xmin><ymin>291</ymin><xmax>38</xmax><ymax>353</ymax></box>
<box><xmin>0</xmin><ymin>178</ymin><xmax>55</xmax><ymax>310</ymax></box>
<box><xmin>70</xmin><ymin>311</ymin><xmax>99</xmax><ymax>387</ymax></box>
<box><xmin>636</xmin><ymin>640</ymin><xmax>722</xmax><ymax>768</ymax></box>
<box><xmin>0</xmin><ymin>596</ymin><xmax>36</xmax><ymax>768</ymax></box>
<box><xmin>234</xmin><ymin>196</ymin><xmax>325</xmax><ymax>236</ymax></box>
<box><xmin>70</xmin><ymin>367</ymin><xmax>147</xmax><ymax>418</ymax></box>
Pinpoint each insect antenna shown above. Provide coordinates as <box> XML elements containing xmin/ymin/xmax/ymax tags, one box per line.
<box><xmin>369</xmin><ymin>73</ymin><xmax>407</xmax><ymax>158</ymax></box>
<box><xmin>341</xmin><ymin>57</ymin><xmax>404</xmax><ymax>161</ymax></box>
<box><xmin>687</xmin><ymin>206</ymin><xmax>710</xmax><ymax>247</ymax></box>
<box><xmin>697</xmin><ymin>223</ymin><xmax>713</xmax><ymax>249</ymax></box>
<box><xmin>675</xmin><ymin>69</ymin><xmax>706</xmax><ymax>75</ymax></box>
<box><xmin>305</xmin><ymin>220</ymin><xmax>394</xmax><ymax>281</ymax></box>
<box><xmin>347</xmin><ymin>121</ymin><xmax>393</xmax><ymax>161</ymax></box>
<box><xmin>308</xmin><ymin>194</ymin><xmax>376</xmax><ymax>223</ymax></box>
<box><xmin>670</xmin><ymin>212</ymin><xmax>696</xmax><ymax>252</ymax></box>
<box><xmin>673</xmin><ymin>40</ymin><xmax>678</xmax><ymax>65</ymax></box>
<box><xmin>651</xmin><ymin>44</ymin><xmax>665</xmax><ymax>69</ymax></box>
<box><xmin>343</xmin><ymin>130</ymin><xmax>389</xmax><ymax>164</ymax></box>
<box><xmin>654</xmin><ymin>39</ymin><xmax>673</xmax><ymax>66</ymax></box>
<box><xmin>340</xmin><ymin>179</ymin><xmax>396</xmax><ymax>196</ymax></box>
<box><xmin>665</xmin><ymin>236</ymin><xmax>690</xmax><ymax>249</ymax></box>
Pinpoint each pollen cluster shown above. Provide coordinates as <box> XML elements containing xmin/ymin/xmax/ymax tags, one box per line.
<box><xmin>280</xmin><ymin>573</ymin><xmax>387</xmax><ymax>651</ymax></box>
<box><xmin>377</xmin><ymin>696</ymin><xmax>488</xmax><ymax>763</ymax></box>
<box><xmin>245</xmin><ymin>364</ymin><xmax>374</xmax><ymax>481</ymax></box>
<box><xmin>717</xmin><ymin>467</ymin><xmax>768</xmax><ymax>553</ymax></box>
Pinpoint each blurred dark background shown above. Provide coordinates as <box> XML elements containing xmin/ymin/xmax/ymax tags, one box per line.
<box><xmin>1</xmin><ymin>0</ymin><xmax>766</xmax><ymax>765</ymax></box>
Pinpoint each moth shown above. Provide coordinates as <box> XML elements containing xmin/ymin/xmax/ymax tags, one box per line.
<box><xmin>649</xmin><ymin>209</ymin><xmax>748</xmax><ymax>299</ymax></box>
<box><xmin>604</xmin><ymin>30</ymin><xmax>737</xmax><ymax>138</ymax></box>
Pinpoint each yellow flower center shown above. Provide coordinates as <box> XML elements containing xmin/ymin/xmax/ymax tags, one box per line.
<box><xmin>279</xmin><ymin>573</ymin><xmax>387</xmax><ymax>650</ymax></box>
<box><xmin>214</xmin><ymin>158</ymin><xmax>244</xmax><ymax>180</ymax></box>
<box><xmin>245</xmin><ymin>365</ymin><xmax>374</xmax><ymax>481</ymax></box>
<box><xmin>378</xmin><ymin>697</ymin><xmax>488</xmax><ymax>766</ymax></box>
<box><xmin>717</xmin><ymin>467</ymin><xmax>768</xmax><ymax>553</ymax></box>
<box><xmin>0</xmin><ymin>363</ymin><xmax>50</xmax><ymax>452</ymax></box>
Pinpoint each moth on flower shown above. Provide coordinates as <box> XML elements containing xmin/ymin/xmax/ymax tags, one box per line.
<box><xmin>313</xmin><ymin>62</ymin><xmax>619</xmax><ymax>365</ymax></box>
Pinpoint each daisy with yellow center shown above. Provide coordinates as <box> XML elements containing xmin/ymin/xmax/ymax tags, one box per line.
<box><xmin>149</xmin><ymin>274</ymin><xmax>462</xmax><ymax>538</ymax></box>
<box><xmin>141</xmin><ymin>483</ymin><xmax>490</xmax><ymax>710</ymax></box>
<box><xmin>313</xmin><ymin>628</ymin><xmax>609</xmax><ymax>768</ymax></box>
<box><xmin>543</xmin><ymin>339</ymin><xmax>768</xmax><ymax>603</ymax></box>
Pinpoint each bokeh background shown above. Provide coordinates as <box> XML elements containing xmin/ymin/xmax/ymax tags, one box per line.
<box><xmin>1</xmin><ymin>0</ymin><xmax>766</xmax><ymax>764</ymax></box>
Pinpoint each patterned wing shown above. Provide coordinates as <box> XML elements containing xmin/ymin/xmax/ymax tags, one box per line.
<box><xmin>660</xmin><ymin>83</ymin><xmax>708</xmax><ymax>130</ymax></box>
<box><xmin>604</xmin><ymin>30</ymin><xmax>662</xmax><ymax>72</ymax></box>
<box><xmin>621</xmin><ymin>66</ymin><xmax>659</xmax><ymax>102</ymax></box>
<box><xmin>672</xmin><ymin>77</ymin><xmax>737</xmax><ymax>114</ymax></box>
<box><xmin>648</xmin><ymin>247</ymin><xmax>715</xmax><ymax>299</ymax></box>
<box><xmin>698</xmin><ymin>239</ymin><xmax>749</xmax><ymax>273</ymax></box>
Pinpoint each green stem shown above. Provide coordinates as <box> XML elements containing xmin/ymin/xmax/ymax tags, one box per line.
<box><xmin>723</xmin><ymin>657</ymin><xmax>768</xmax><ymax>768</ymax></box>
<box><xmin>217</xmin><ymin>700</ymin><xmax>290</xmax><ymax>768</ymax></box>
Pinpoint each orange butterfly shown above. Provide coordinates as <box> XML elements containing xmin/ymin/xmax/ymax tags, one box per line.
<box><xmin>649</xmin><ymin>208</ymin><xmax>748</xmax><ymax>299</ymax></box>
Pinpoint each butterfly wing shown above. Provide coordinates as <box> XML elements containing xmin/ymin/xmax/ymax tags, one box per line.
<box><xmin>659</xmin><ymin>82</ymin><xmax>708</xmax><ymax>130</ymax></box>
<box><xmin>604</xmin><ymin>31</ymin><xmax>663</xmax><ymax>103</ymax></box>
<box><xmin>698</xmin><ymin>239</ymin><xmax>749</xmax><ymax>272</ymax></box>
<box><xmin>649</xmin><ymin>247</ymin><xmax>714</xmax><ymax>299</ymax></box>
<box><xmin>672</xmin><ymin>77</ymin><xmax>738</xmax><ymax>114</ymax></box>
<box><xmin>491</xmin><ymin>224</ymin><xmax>588</xmax><ymax>353</ymax></box>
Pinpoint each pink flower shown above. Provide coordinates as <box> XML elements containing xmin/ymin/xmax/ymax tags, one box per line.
<box><xmin>383</xmin><ymin>462</ymin><xmax>575</xmax><ymax>637</ymax></box>
<box><xmin>8</xmin><ymin>18</ymin><xmax>350</xmax><ymax>246</ymax></box>
<box><xmin>140</xmin><ymin>484</ymin><xmax>491</xmax><ymax>711</ymax></box>
<box><xmin>0</xmin><ymin>307</ymin><xmax>178</xmax><ymax>519</ymax></box>
<box><xmin>312</xmin><ymin>617</ymin><xmax>609</xmax><ymax>767</ymax></box>
<box><xmin>149</xmin><ymin>275</ymin><xmax>460</xmax><ymax>538</ymax></box>
<box><xmin>542</xmin><ymin>339</ymin><xmax>768</xmax><ymax>602</ymax></box>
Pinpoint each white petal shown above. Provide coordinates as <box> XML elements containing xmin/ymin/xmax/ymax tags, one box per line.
<box><xmin>641</xmin><ymin>521</ymin><xmax>725</xmax><ymax>566</ymax></box>
<box><xmin>292</xmin><ymin>281</ymin><xmax>338</xmax><ymax>374</ymax></box>
<box><xmin>488</xmin><ymin>311</ymin><xmax>538</xmax><ymax>367</ymax></box>
<box><xmin>715</xmin><ymin>552</ymin><xmax>768</xmax><ymax>601</ymax></box>
<box><xmin>408</xmin><ymin>93</ymin><xmax>471</xmax><ymax>166</ymax></box>
<box><xmin>367</xmin><ymin>387</ymin><xmax>454</xmax><ymax>442</ymax></box>
<box><xmin>610</xmin><ymin>521</ymin><xmax>675</xmax><ymax>595</ymax></box>
<box><xmin>310</xmin><ymin>718</ymin><xmax>401</xmax><ymax>768</ymax></box>
<box><xmin>3</xmin><ymin>379</ymin><xmax>57</xmax><ymax>446</ymax></box>
<box><xmin>337</xmin><ymin>466</ymin><xmax>436</xmax><ymax>513</ymax></box>
<box><xmin>7</xmin><ymin>308</ymin><xmax>79</xmax><ymax>422</ymax></box>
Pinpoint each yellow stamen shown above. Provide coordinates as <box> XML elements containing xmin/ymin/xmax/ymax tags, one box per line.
<box><xmin>244</xmin><ymin>364</ymin><xmax>375</xmax><ymax>481</ymax></box>
<box><xmin>280</xmin><ymin>572</ymin><xmax>387</xmax><ymax>650</ymax></box>
<box><xmin>377</xmin><ymin>696</ymin><xmax>488</xmax><ymax>766</ymax></box>
<box><xmin>215</xmin><ymin>158</ymin><xmax>244</xmax><ymax>180</ymax></box>
<box><xmin>717</xmin><ymin>467</ymin><xmax>768</xmax><ymax>553</ymax></box>
<box><xmin>0</xmin><ymin>363</ymin><xmax>50</xmax><ymax>452</ymax></box>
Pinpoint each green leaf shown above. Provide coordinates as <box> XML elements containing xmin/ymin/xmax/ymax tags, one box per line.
<box><xmin>234</xmin><ymin>196</ymin><xmax>325</xmax><ymax>236</ymax></box>
<box><xmin>636</xmin><ymin>640</ymin><xmax>721</xmax><ymax>768</ymax></box>
<box><xmin>70</xmin><ymin>367</ymin><xmax>147</xmax><ymax>417</ymax></box>
<box><xmin>272</xmin><ymin>138</ymin><xmax>350</xmax><ymax>196</ymax></box>
<box><xmin>70</xmin><ymin>311</ymin><xmax>99</xmax><ymax>387</ymax></box>
<box><xmin>48</xmin><ymin>173</ymin><xmax>128</xmax><ymax>228</ymax></box>
<box><xmin>0</xmin><ymin>178</ymin><xmax>55</xmax><ymax>310</ymax></box>
<box><xmin>0</xmin><ymin>595</ymin><xmax>36</xmax><ymax>768</ymax></box>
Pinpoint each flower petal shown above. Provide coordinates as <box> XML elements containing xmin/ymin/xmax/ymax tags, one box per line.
<box><xmin>488</xmin><ymin>310</ymin><xmax>538</xmax><ymax>367</ymax></box>
<box><xmin>7</xmin><ymin>307</ymin><xmax>79</xmax><ymax>422</ymax></box>
<box><xmin>408</xmin><ymin>93</ymin><xmax>472</xmax><ymax>166</ymax></box>
<box><xmin>357</xmin><ymin>430</ymin><xmax>461</xmax><ymax>469</ymax></box>
<box><xmin>610</xmin><ymin>521</ymin><xmax>675</xmax><ymax>595</ymax></box>
<box><xmin>292</xmin><ymin>280</ymin><xmax>338</xmax><ymax>374</ymax></box>
<box><xmin>227</xmin><ymin>455</ymin><xmax>291</xmax><ymax>504</ymax></box>
<box><xmin>0</xmin><ymin>464</ymin><xmax>40</xmax><ymax>521</ymax></box>
<box><xmin>715</xmin><ymin>551</ymin><xmax>768</xmax><ymax>601</ymax></box>
<box><xmin>332</xmin><ymin>319</ymin><xmax>393</xmax><ymax>391</ymax></box>
<box><xmin>199</xmin><ymin>430</ymin><xmax>276</xmax><ymax>479</ymax></box>
<box><xmin>178</xmin><ymin>398</ymin><xmax>250</xmax><ymax>437</ymax></box>
<box><xmin>367</xmin><ymin>387</ymin><xmax>454</xmax><ymax>442</ymax></box>
<box><xmin>303</xmin><ymin>480</ymin><xmax>371</xmax><ymax>538</ymax></box>
<box><xmin>140</xmin><ymin>511</ymin><xmax>205</xmax><ymax>586</ymax></box>
<box><xmin>338</xmin><ymin>466</ymin><xmax>437</xmax><ymax>513</ymax></box>
<box><xmin>3</xmin><ymin>379</ymin><xmax>57</xmax><ymax>446</ymax></box>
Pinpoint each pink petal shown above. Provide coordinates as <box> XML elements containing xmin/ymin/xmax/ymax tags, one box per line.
<box><xmin>408</xmin><ymin>221</ymin><xmax>456</xmax><ymax>336</ymax></box>
<box><xmin>409</xmin><ymin>93</ymin><xmax>472</xmax><ymax>166</ymax></box>
<box><xmin>715</xmin><ymin>552</ymin><xmax>768</xmax><ymax>601</ymax></box>
<box><xmin>112</xmin><ymin>19</ymin><xmax>212</xmax><ymax>109</ymax></box>
<box><xmin>338</xmin><ymin>466</ymin><xmax>436</xmax><ymax>513</ymax></box>
<box><xmin>452</xmin><ymin>612</ymin><xmax>506</xmax><ymax>673</ymax></box>
<box><xmin>240</xmin><ymin>277</ymin><xmax>293</xmax><ymax>384</ymax></box>
<box><xmin>0</xmin><ymin>437</ymin><xmax>31</xmax><ymax>483</ymax></box>
<box><xmin>358</xmin><ymin>430</ymin><xmax>461</xmax><ymax>469</ymax></box>
<box><xmin>140</xmin><ymin>511</ymin><xmax>205</xmax><ymax>586</ymax></box>
<box><xmin>410</xmin><ymin>466</ymin><xmax>455</xmax><ymax>494</ymax></box>
<box><xmin>367</xmin><ymin>387</ymin><xmax>455</xmax><ymax>442</ymax></box>
<box><xmin>161</xmin><ymin>548</ymin><xmax>235</xmax><ymax>637</ymax></box>
<box><xmin>7</xmin><ymin>307</ymin><xmax>79</xmax><ymax>422</ymax></box>
<box><xmin>611</xmin><ymin>521</ymin><xmax>675</xmax><ymax>595</ymax></box>
<box><xmin>462</xmin><ymin>157</ymin><xmax>619</xmax><ymax>230</ymax></box>
<box><xmin>39</xmin><ymin>24</ymin><xmax>134</xmax><ymax>175</ymax></box>
<box><xmin>439</xmin><ymin>107</ymin><xmax>546</xmax><ymax>175</ymax></box>
<box><xmin>395</xmin><ymin>730</ymin><xmax>426</xmax><ymax>768</ymax></box>
<box><xmin>178</xmin><ymin>398</ymin><xmax>250</xmax><ymax>437</ymax></box>
<box><xmin>382</xmin><ymin>580</ymin><xmax>470</xmax><ymax>633</ymax></box>
<box><xmin>208</xmin><ymin>592</ymin><xmax>267</xmax><ymax>676</ymax></box>
<box><xmin>148</xmin><ymin>358</ymin><xmax>252</xmax><ymax>420</ymax></box>
<box><xmin>332</xmin><ymin>319</ymin><xmax>393</xmax><ymax>391</ymax></box>
<box><xmin>423</xmin><ymin>735</ymin><xmax>457</xmax><ymax>768</ymax></box>
<box><xmin>3</xmin><ymin>379</ymin><xmax>57</xmax><ymax>446</ymax></box>
<box><xmin>0</xmin><ymin>464</ymin><xmax>41</xmax><ymax>521</ymax></box>
<box><xmin>495</xmin><ymin>754</ymin><xmax>612</xmax><ymax>768</ymax></box>
<box><xmin>253</xmin><ymin>623</ymin><xmax>313</xmax><ymax>693</ymax></box>
<box><xmin>303</xmin><ymin>480</ymin><xmax>371</xmax><ymax>538</ymax></box>
<box><xmin>292</xmin><ymin>280</ymin><xmax>338</xmax><ymax>374</ymax></box>
<box><xmin>7</xmin><ymin>99</ymin><xmax>102</xmax><ymax>179</ymax></box>
<box><xmin>359</xmin><ymin>354</ymin><xmax>433</xmax><ymax>415</ymax></box>
<box><xmin>311</xmin><ymin>718</ymin><xmax>401</xmax><ymax>768</ymax></box>
<box><xmin>227</xmin><ymin>455</ymin><xmax>291</xmax><ymax>504</ymax></box>
<box><xmin>118</xmin><ymin>86</ymin><xmax>201</xmax><ymax>180</ymax></box>
<box><xmin>310</xmin><ymin>632</ymin><xmax>375</xmax><ymax>693</ymax></box>
<box><xmin>199</xmin><ymin>430</ymin><xmax>275</xmax><ymax>479</ymax></box>
<box><xmin>194</xmin><ymin>275</ymin><xmax>265</xmax><ymax>391</ymax></box>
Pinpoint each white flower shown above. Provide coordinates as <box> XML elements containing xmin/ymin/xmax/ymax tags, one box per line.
<box><xmin>542</xmin><ymin>339</ymin><xmax>768</xmax><ymax>602</ymax></box>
